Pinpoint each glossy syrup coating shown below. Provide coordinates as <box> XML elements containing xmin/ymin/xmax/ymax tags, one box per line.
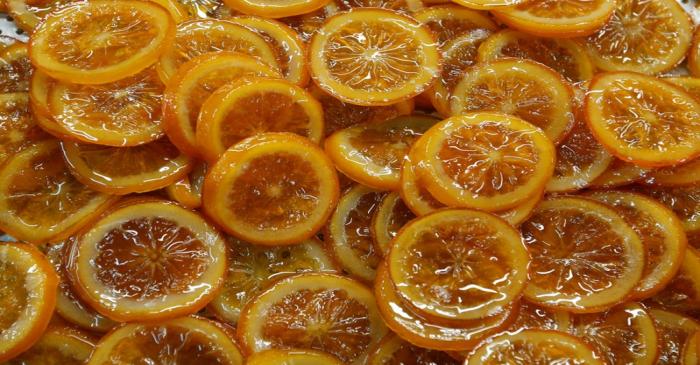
<box><xmin>646</xmin><ymin>247</ymin><xmax>700</xmax><ymax>319</ymax></box>
<box><xmin>632</xmin><ymin>184</ymin><xmax>700</xmax><ymax>233</ymax></box>
<box><xmin>0</xmin><ymin>93</ymin><xmax>46</xmax><ymax>167</ymax></box>
<box><xmin>165</xmin><ymin>161</ymin><xmax>208</xmax><ymax>210</ymax></box>
<box><xmin>7</xmin><ymin>0</ymin><xmax>82</xmax><ymax>32</ymax></box>
<box><xmin>589</xmin><ymin>158</ymin><xmax>650</xmax><ymax>188</ymax></box>
<box><xmin>223</xmin><ymin>0</ymin><xmax>330</xmax><ymax>18</ymax></box>
<box><xmin>0</xmin><ymin>43</ymin><xmax>32</xmax><ymax>93</ymax></box>
<box><xmin>370</xmin><ymin>192</ymin><xmax>416</xmax><ymax>257</ymax></box>
<box><xmin>650</xmin><ymin>308</ymin><xmax>700</xmax><ymax>364</ymax></box>
<box><xmin>334</xmin><ymin>0</ymin><xmax>424</xmax><ymax>14</ymax></box>
<box><xmin>5</xmin><ymin>324</ymin><xmax>96</xmax><ymax>365</ymax></box>
<box><xmin>366</xmin><ymin>333</ymin><xmax>460</xmax><ymax>365</ymax></box>
<box><xmin>413</xmin><ymin>5</ymin><xmax>497</xmax><ymax>49</ymax></box>
<box><xmin>247</xmin><ymin>349</ymin><xmax>344</xmax><ymax>365</ymax></box>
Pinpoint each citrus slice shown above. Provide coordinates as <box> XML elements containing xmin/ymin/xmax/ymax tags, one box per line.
<box><xmin>646</xmin><ymin>247</ymin><xmax>700</xmax><ymax>319</ymax></box>
<box><xmin>632</xmin><ymin>184</ymin><xmax>700</xmax><ymax>233</ymax></box>
<box><xmin>248</xmin><ymin>349</ymin><xmax>344</xmax><ymax>365</ymax></box>
<box><xmin>166</xmin><ymin>161</ymin><xmax>208</xmax><ymax>210</ymax></box>
<box><xmin>492</xmin><ymin>0</ymin><xmax>615</xmax><ymax>38</ymax></box>
<box><xmin>324</xmin><ymin>115</ymin><xmax>438</xmax><ymax>190</ymax></box>
<box><xmin>451</xmin><ymin>0</ymin><xmax>524</xmax><ymax>10</ymax></box>
<box><xmin>196</xmin><ymin>77</ymin><xmax>323</xmax><ymax>162</ymax></box>
<box><xmin>465</xmin><ymin>329</ymin><xmax>604</xmax><ymax>365</ymax></box>
<box><xmin>48</xmin><ymin>68</ymin><xmax>165</xmax><ymax>147</ymax></box>
<box><xmin>449</xmin><ymin>59</ymin><xmax>575</xmax><ymax>144</ymax></box>
<box><xmin>690</xmin><ymin>28</ymin><xmax>700</xmax><ymax>78</ymax></box>
<box><xmin>645</xmin><ymin>159</ymin><xmax>700</xmax><ymax>187</ymax></box>
<box><xmin>509</xmin><ymin>301</ymin><xmax>571</xmax><ymax>332</ymax></box>
<box><xmin>650</xmin><ymin>308</ymin><xmax>700</xmax><ymax>365</ymax></box>
<box><xmin>334</xmin><ymin>0</ymin><xmax>424</xmax><ymax>13</ymax></box>
<box><xmin>370</xmin><ymin>192</ymin><xmax>415</xmax><ymax>257</ymax></box>
<box><xmin>495</xmin><ymin>192</ymin><xmax>542</xmax><ymax>226</ymax></box>
<box><xmin>87</xmin><ymin>316</ymin><xmax>244</xmax><ymax>365</ymax></box>
<box><xmin>156</xmin><ymin>19</ymin><xmax>278</xmax><ymax>82</ymax></box>
<box><xmin>412</xmin><ymin>112</ymin><xmax>556</xmax><ymax>211</ymax></box>
<box><xmin>280</xmin><ymin>2</ymin><xmax>339</xmax><ymax>43</ymax></box>
<box><xmin>8</xmin><ymin>324</ymin><xmax>96</xmax><ymax>364</ymax></box>
<box><xmin>29</xmin><ymin>0</ymin><xmax>174</xmax><ymax>84</ymax></box>
<box><xmin>162</xmin><ymin>52</ymin><xmax>282</xmax><ymax>157</ymax></box>
<box><xmin>0</xmin><ymin>93</ymin><xmax>45</xmax><ymax>167</ymax></box>
<box><xmin>398</xmin><ymin>156</ymin><xmax>445</xmax><ymax>216</ymax></box>
<box><xmin>589</xmin><ymin>158</ymin><xmax>650</xmax><ymax>188</ymax></box>
<box><xmin>413</xmin><ymin>5</ymin><xmax>498</xmax><ymax>48</ymax></box>
<box><xmin>151</xmin><ymin>0</ymin><xmax>233</xmax><ymax>20</ymax></box>
<box><xmin>223</xmin><ymin>0</ymin><xmax>329</xmax><ymax>17</ymax></box>
<box><xmin>0</xmin><ymin>43</ymin><xmax>31</xmax><ymax>93</ymax></box>
<box><xmin>68</xmin><ymin>198</ymin><xmax>228</xmax><ymax>322</ymax></box>
<box><xmin>208</xmin><ymin>237</ymin><xmax>336</xmax><ymax>325</ymax></box>
<box><xmin>324</xmin><ymin>185</ymin><xmax>385</xmax><ymax>281</ymax></box>
<box><xmin>666</xmin><ymin>77</ymin><xmax>700</xmax><ymax>101</ymax></box>
<box><xmin>28</xmin><ymin>71</ymin><xmax>75</xmax><ymax>141</ymax></box>
<box><xmin>309</xmin><ymin>8</ymin><xmax>440</xmax><ymax>106</ymax></box>
<box><xmin>367</xmin><ymin>334</ymin><xmax>460</xmax><ymax>365</ymax></box>
<box><xmin>583</xmin><ymin>0</ymin><xmax>692</xmax><ymax>74</ymax></box>
<box><xmin>61</xmin><ymin>138</ymin><xmax>193</xmax><ymax>195</ymax></box>
<box><xmin>520</xmin><ymin>196</ymin><xmax>645</xmax><ymax>312</ymax></box>
<box><xmin>684</xmin><ymin>332</ymin><xmax>700</xmax><ymax>365</ymax></box>
<box><xmin>237</xmin><ymin>273</ymin><xmax>388</xmax><ymax>364</ymax></box>
<box><xmin>586</xmin><ymin>72</ymin><xmax>700</xmax><ymax>167</ymax></box>
<box><xmin>203</xmin><ymin>133</ymin><xmax>339</xmax><ymax>245</ymax></box>
<box><xmin>0</xmin><ymin>243</ymin><xmax>57</xmax><ymax>362</ymax></box>
<box><xmin>0</xmin><ymin>140</ymin><xmax>116</xmax><ymax>244</ymax></box>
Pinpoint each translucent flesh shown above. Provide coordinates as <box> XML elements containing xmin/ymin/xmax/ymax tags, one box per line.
<box><xmin>337</xmin><ymin>0</ymin><xmax>417</xmax><ymax>12</ymax></box>
<box><xmin>280</xmin><ymin>6</ymin><xmax>333</xmax><ymax>43</ymax></box>
<box><xmin>550</xmin><ymin>121</ymin><xmax>610</xmax><ymax>190</ymax></box>
<box><xmin>590</xmin><ymin>158</ymin><xmax>648</xmax><ymax>187</ymax></box>
<box><xmin>0</xmin><ymin>47</ymin><xmax>32</xmax><ymax>92</ymax></box>
<box><xmin>374</xmin><ymin>195</ymin><xmax>414</xmax><ymax>254</ymax></box>
<box><xmin>315</xmin><ymin>90</ymin><xmax>408</xmax><ymax>136</ymax></box>
<box><xmin>6</xmin><ymin>331</ymin><xmax>93</xmax><ymax>365</ymax></box>
<box><xmin>69</xmin><ymin>139</ymin><xmax>183</xmax><ymax>178</ymax></box>
<box><xmin>653</xmin><ymin>314</ymin><xmax>699</xmax><ymax>364</ymax></box>
<box><xmin>470</xmin><ymin>332</ymin><xmax>595</xmax><ymax>365</ymax></box>
<box><xmin>647</xmin><ymin>251</ymin><xmax>700</xmax><ymax>319</ymax></box>
<box><xmin>421</xmin><ymin>16</ymin><xmax>493</xmax><ymax>48</ymax></box>
<box><xmin>371</xmin><ymin>337</ymin><xmax>460</xmax><ymax>365</ymax></box>
<box><xmin>514</xmin><ymin>0</ymin><xmax>607</xmax><ymax>17</ymax></box>
<box><xmin>0</xmin><ymin>263</ymin><xmax>27</xmax><ymax>332</ymax></box>
<box><xmin>331</xmin><ymin>189</ymin><xmax>384</xmax><ymax>273</ymax></box>
<box><xmin>634</xmin><ymin>185</ymin><xmax>700</xmax><ymax>231</ymax></box>
<box><xmin>509</xmin><ymin>301</ymin><xmax>569</xmax><ymax>331</ymax></box>
<box><xmin>0</xmin><ymin>95</ymin><xmax>43</xmax><ymax>166</ymax></box>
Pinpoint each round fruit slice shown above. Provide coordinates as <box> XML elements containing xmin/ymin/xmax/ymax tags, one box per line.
<box><xmin>413</xmin><ymin>112</ymin><xmax>555</xmax><ymax>211</ymax></box>
<box><xmin>166</xmin><ymin>161</ymin><xmax>207</xmax><ymax>210</ymax></box>
<box><xmin>248</xmin><ymin>349</ymin><xmax>343</xmax><ymax>365</ymax></box>
<box><xmin>68</xmin><ymin>199</ymin><xmax>228</xmax><ymax>322</ymax></box>
<box><xmin>325</xmin><ymin>115</ymin><xmax>438</xmax><ymax>190</ymax></box>
<box><xmin>521</xmin><ymin>196</ymin><xmax>645</xmax><ymax>312</ymax></box>
<box><xmin>223</xmin><ymin>0</ymin><xmax>329</xmax><ymax>17</ymax></box>
<box><xmin>589</xmin><ymin>158</ymin><xmax>650</xmax><ymax>188</ymax></box>
<box><xmin>237</xmin><ymin>273</ymin><xmax>388</xmax><ymax>364</ymax></box>
<box><xmin>29</xmin><ymin>71</ymin><xmax>76</xmax><ymax>141</ymax></box>
<box><xmin>0</xmin><ymin>93</ymin><xmax>45</xmax><ymax>167</ymax></box>
<box><xmin>309</xmin><ymin>8</ymin><xmax>440</xmax><ymax>106</ymax></box>
<box><xmin>583</xmin><ymin>0</ymin><xmax>692</xmax><ymax>74</ymax></box>
<box><xmin>0</xmin><ymin>141</ymin><xmax>116</xmax><ymax>244</ymax></box>
<box><xmin>162</xmin><ymin>52</ymin><xmax>282</xmax><ymax>157</ymax></box>
<box><xmin>87</xmin><ymin>316</ymin><xmax>244</xmax><ymax>365</ymax></box>
<box><xmin>29</xmin><ymin>0</ymin><xmax>174</xmax><ymax>84</ymax></box>
<box><xmin>645</xmin><ymin>159</ymin><xmax>700</xmax><ymax>187</ymax></box>
<box><xmin>451</xmin><ymin>0</ymin><xmax>524</xmax><ymax>10</ymax></box>
<box><xmin>632</xmin><ymin>184</ymin><xmax>700</xmax><ymax>232</ymax></box>
<box><xmin>370</xmin><ymin>192</ymin><xmax>415</xmax><ymax>257</ymax></box>
<box><xmin>203</xmin><ymin>133</ymin><xmax>339</xmax><ymax>245</ymax></box>
<box><xmin>0</xmin><ymin>243</ymin><xmax>57</xmax><ymax>362</ymax></box>
<box><xmin>646</xmin><ymin>247</ymin><xmax>700</xmax><ymax>319</ymax></box>
<box><xmin>449</xmin><ymin>59</ymin><xmax>575</xmax><ymax>144</ymax></box>
<box><xmin>196</xmin><ymin>77</ymin><xmax>323</xmax><ymax>162</ymax></box>
<box><xmin>367</xmin><ymin>334</ymin><xmax>460</xmax><ymax>365</ymax></box>
<box><xmin>650</xmin><ymin>308</ymin><xmax>700</xmax><ymax>365</ymax></box>
<box><xmin>9</xmin><ymin>324</ymin><xmax>96</xmax><ymax>364</ymax></box>
<box><xmin>465</xmin><ymin>329</ymin><xmax>604</xmax><ymax>365</ymax></box>
<box><xmin>509</xmin><ymin>301</ymin><xmax>571</xmax><ymax>332</ymax></box>
<box><xmin>208</xmin><ymin>237</ymin><xmax>336</xmax><ymax>324</ymax></box>
<box><xmin>0</xmin><ymin>43</ymin><xmax>31</xmax><ymax>93</ymax></box>
<box><xmin>413</xmin><ymin>5</ymin><xmax>498</xmax><ymax>48</ymax></box>
<box><xmin>586</xmin><ymin>72</ymin><xmax>700</xmax><ymax>167</ymax></box>
<box><xmin>399</xmin><ymin>156</ymin><xmax>445</xmax><ymax>216</ymax></box>
<box><xmin>325</xmin><ymin>185</ymin><xmax>385</xmax><ymax>282</ymax></box>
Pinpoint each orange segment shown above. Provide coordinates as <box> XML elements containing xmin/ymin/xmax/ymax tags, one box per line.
<box><xmin>223</xmin><ymin>0</ymin><xmax>330</xmax><ymax>18</ymax></box>
<box><xmin>370</xmin><ymin>192</ymin><xmax>415</xmax><ymax>257</ymax></box>
<box><xmin>247</xmin><ymin>349</ymin><xmax>344</xmax><ymax>365</ymax></box>
<box><xmin>632</xmin><ymin>184</ymin><xmax>700</xmax><ymax>233</ymax></box>
<box><xmin>650</xmin><ymin>308</ymin><xmax>700</xmax><ymax>365</ymax></box>
<box><xmin>8</xmin><ymin>324</ymin><xmax>95</xmax><ymax>364</ymax></box>
<box><xmin>646</xmin><ymin>247</ymin><xmax>700</xmax><ymax>319</ymax></box>
<box><xmin>509</xmin><ymin>301</ymin><xmax>571</xmax><ymax>332</ymax></box>
<box><xmin>29</xmin><ymin>0</ymin><xmax>174</xmax><ymax>84</ymax></box>
<box><xmin>0</xmin><ymin>43</ymin><xmax>32</xmax><ymax>93</ymax></box>
<box><xmin>0</xmin><ymin>93</ymin><xmax>46</xmax><ymax>167</ymax></box>
<box><xmin>413</xmin><ymin>5</ymin><xmax>498</xmax><ymax>49</ymax></box>
<box><xmin>203</xmin><ymin>133</ymin><xmax>339</xmax><ymax>245</ymax></box>
<box><xmin>589</xmin><ymin>158</ymin><xmax>650</xmax><ymax>188</ymax></box>
<box><xmin>68</xmin><ymin>199</ymin><xmax>228</xmax><ymax>322</ymax></box>
<box><xmin>367</xmin><ymin>334</ymin><xmax>460</xmax><ymax>365</ymax></box>
<box><xmin>165</xmin><ymin>161</ymin><xmax>208</xmax><ymax>210</ymax></box>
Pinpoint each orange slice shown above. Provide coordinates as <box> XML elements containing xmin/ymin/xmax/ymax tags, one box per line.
<box><xmin>452</xmin><ymin>0</ymin><xmax>524</xmax><ymax>10</ymax></box>
<box><xmin>280</xmin><ymin>2</ymin><xmax>339</xmax><ymax>43</ymax></box>
<box><xmin>196</xmin><ymin>77</ymin><xmax>323</xmax><ymax>162</ymax></box>
<box><xmin>335</xmin><ymin>0</ymin><xmax>424</xmax><ymax>13</ymax></box>
<box><xmin>165</xmin><ymin>161</ymin><xmax>207</xmax><ymax>210</ymax></box>
<box><xmin>632</xmin><ymin>184</ymin><xmax>700</xmax><ymax>233</ymax></box>
<box><xmin>412</xmin><ymin>112</ymin><xmax>555</xmax><ymax>211</ymax></box>
<box><xmin>61</xmin><ymin>139</ymin><xmax>193</xmax><ymax>195</ymax></box>
<box><xmin>324</xmin><ymin>185</ymin><xmax>385</xmax><ymax>281</ymax></box>
<box><xmin>87</xmin><ymin>316</ymin><xmax>244</xmax><ymax>364</ymax></box>
<box><xmin>150</xmin><ymin>0</ymin><xmax>234</xmax><ymax>20</ymax></box>
<box><xmin>48</xmin><ymin>68</ymin><xmax>165</xmax><ymax>147</ymax></box>
<box><xmin>520</xmin><ymin>196</ymin><xmax>645</xmax><ymax>312</ymax></box>
<box><xmin>29</xmin><ymin>0</ymin><xmax>174</xmax><ymax>84</ymax></box>
<box><xmin>208</xmin><ymin>237</ymin><xmax>336</xmax><ymax>324</ymax></box>
<box><xmin>0</xmin><ymin>93</ymin><xmax>46</xmax><ymax>167</ymax></box>
<box><xmin>0</xmin><ymin>140</ymin><xmax>116</xmax><ymax>244</ymax></box>
<box><xmin>156</xmin><ymin>19</ymin><xmax>278</xmax><ymax>83</ymax></box>
<box><xmin>650</xmin><ymin>308</ymin><xmax>700</xmax><ymax>365</ymax></box>
<box><xmin>203</xmin><ymin>133</ymin><xmax>339</xmax><ymax>245</ymax></box>
<box><xmin>646</xmin><ymin>247</ymin><xmax>700</xmax><ymax>319</ymax></box>
<box><xmin>398</xmin><ymin>156</ymin><xmax>445</xmax><ymax>216</ymax></box>
<box><xmin>413</xmin><ymin>5</ymin><xmax>498</xmax><ymax>48</ymax></box>
<box><xmin>509</xmin><ymin>301</ymin><xmax>571</xmax><ymax>332</ymax></box>
<box><xmin>248</xmin><ymin>349</ymin><xmax>344</xmax><ymax>365</ymax></box>
<box><xmin>367</xmin><ymin>334</ymin><xmax>460</xmax><ymax>365</ymax></box>
<box><xmin>370</xmin><ymin>192</ymin><xmax>415</xmax><ymax>257</ymax></box>
<box><xmin>0</xmin><ymin>243</ymin><xmax>57</xmax><ymax>362</ymax></box>
<box><xmin>162</xmin><ymin>52</ymin><xmax>282</xmax><ymax>157</ymax></box>
<box><xmin>583</xmin><ymin>0</ymin><xmax>692</xmax><ymax>74</ymax></box>
<box><xmin>492</xmin><ymin>0</ymin><xmax>615</xmax><ymax>38</ymax></box>
<box><xmin>690</xmin><ymin>28</ymin><xmax>700</xmax><ymax>78</ymax></box>
<box><xmin>465</xmin><ymin>329</ymin><xmax>604</xmax><ymax>365</ymax></box>
<box><xmin>223</xmin><ymin>0</ymin><xmax>329</xmax><ymax>17</ymax></box>
<box><xmin>309</xmin><ymin>8</ymin><xmax>440</xmax><ymax>106</ymax></box>
<box><xmin>28</xmin><ymin>71</ymin><xmax>76</xmax><ymax>141</ymax></box>
<box><xmin>0</xmin><ymin>43</ymin><xmax>31</xmax><ymax>93</ymax></box>
<box><xmin>237</xmin><ymin>273</ymin><xmax>388</xmax><ymax>364</ymax></box>
<box><xmin>68</xmin><ymin>198</ymin><xmax>228</xmax><ymax>322</ymax></box>
<box><xmin>9</xmin><ymin>324</ymin><xmax>95</xmax><ymax>364</ymax></box>
<box><xmin>589</xmin><ymin>158</ymin><xmax>650</xmax><ymax>188</ymax></box>
<box><xmin>449</xmin><ymin>59</ymin><xmax>575</xmax><ymax>144</ymax></box>
<box><xmin>325</xmin><ymin>115</ymin><xmax>438</xmax><ymax>190</ymax></box>
<box><xmin>643</xmin><ymin>151</ymin><xmax>700</xmax><ymax>187</ymax></box>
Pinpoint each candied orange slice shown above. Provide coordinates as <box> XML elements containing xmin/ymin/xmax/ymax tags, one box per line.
<box><xmin>583</xmin><ymin>0</ymin><xmax>692</xmax><ymax>74</ymax></box>
<box><xmin>589</xmin><ymin>158</ymin><xmax>649</xmax><ymax>188</ymax></box>
<box><xmin>449</xmin><ymin>59</ymin><xmax>574</xmax><ymax>144</ymax></box>
<box><xmin>162</xmin><ymin>52</ymin><xmax>282</xmax><ymax>157</ymax></box>
<box><xmin>325</xmin><ymin>115</ymin><xmax>438</xmax><ymax>190</ymax></box>
<box><xmin>237</xmin><ymin>273</ymin><xmax>387</xmax><ymax>364</ymax></box>
<box><xmin>0</xmin><ymin>243</ymin><xmax>57</xmax><ymax>362</ymax></box>
<box><xmin>9</xmin><ymin>324</ymin><xmax>95</xmax><ymax>364</ymax></box>
<box><xmin>521</xmin><ymin>196</ymin><xmax>645</xmax><ymax>312</ymax></box>
<box><xmin>156</xmin><ymin>19</ymin><xmax>278</xmax><ymax>83</ymax></box>
<box><xmin>650</xmin><ymin>308</ymin><xmax>700</xmax><ymax>365</ymax></box>
<box><xmin>452</xmin><ymin>0</ymin><xmax>524</xmax><ymax>9</ymax></box>
<box><xmin>68</xmin><ymin>199</ymin><xmax>227</xmax><ymax>322</ymax></box>
<box><xmin>197</xmin><ymin>77</ymin><xmax>323</xmax><ymax>162</ymax></box>
<box><xmin>0</xmin><ymin>43</ymin><xmax>31</xmax><ymax>93</ymax></box>
<box><xmin>644</xmin><ymin>159</ymin><xmax>700</xmax><ymax>187</ymax></box>
<box><xmin>413</xmin><ymin>5</ymin><xmax>497</xmax><ymax>48</ymax></box>
<box><xmin>0</xmin><ymin>141</ymin><xmax>116</xmax><ymax>244</ymax></box>
<box><xmin>28</xmin><ymin>71</ymin><xmax>75</xmax><ymax>141</ymax></box>
<box><xmin>223</xmin><ymin>0</ymin><xmax>329</xmax><ymax>17</ymax></box>
<box><xmin>367</xmin><ymin>334</ymin><xmax>460</xmax><ymax>365</ymax></box>
<box><xmin>248</xmin><ymin>349</ymin><xmax>344</xmax><ymax>365</ymax></box>
<box><xmin>646</xmin><ymin>247</ymin><xmax>700</xmax><ymax>319</ymax></box>
<box><xmin>399</xmin><ymin>156</ymin><xmax>445</xmax><ymax>216</ymax></box>
<box><xmin>0</xmin><ymin>93</ymin><xmax>45</xmax><ymax>167</ymax></box>
<box><xmin>632</xmin><ymin>184</ymin><xmax>700</xmax><ymax>233</ymax></box>
<box><xmin>413</xmin><ymin>113</ymin><xmax>555</xmax><ymax>211</ymax></box>
<box><xmin>509</xmin><ymin>301</ymin><xmax>571</xmax><ymax>332</ymax></box>
<box><xmin>165</xmin><ymin>161</ymin><xmax>207</xmax><ymax>210</ymax></box>
<box><xmin>690</xmin><ymin>29</ymin><xmax>700</xmax><ymax>78</ymax></box>
<box><xmin>335</xmin><ymin>0</ymin><xmax>423</xmax><ymax>13</ymax></box>
<box><xmin>465</xmin><ymin>329</ymin><xmax>604</xmax><ymax>365</ymax></box>
<box><xmin>371</xmin><ymin>192</ymin><xmax>415</xmax><ymax>257</ymax></box>
<box><xmin>203</xmin><ymin>133</ymin><xmax>339</xmax><ymax>245</ymax></box>
<box><xmin>87</xmin><ymin>316</ymin><xmax>244</xmax><ymax>365</ymax></box>
<box><xmin>48</xmin><ymin>68</ymin><xmax>165</xmax><ymax>147</ymax></box>
<box><xmin>29</xmin><ymin>0</ymin><xmax>174</xmax><ymax>84</ymax></box>
<box><xmin>153</xmin><ymin>0</ymin><xmax>233</xmax><ymax>20</ymax></box>
<box><xmin>309</xmin><ymin>8</ymin><xmax>440</xmax><ymax>106</ymax></box>
<box><xmin>208</xmin><ymin>237</ymin><xmax>336</xmax><ymax>324</ymax></box>
<box><xmin>61</xmin><ymin>139</ymin><xmax>193</xmax><ymax>195</ymax></box>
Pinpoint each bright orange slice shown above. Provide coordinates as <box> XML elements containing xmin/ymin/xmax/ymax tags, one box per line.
<box><xmin>589</xmin><ymin>158</ymin><xmax>650</xmax><ymax>188</ymax></box>
<box><xmin>0</xmin><ymin>243</ymin><xmax>57</xmax><ymax>362</ymax></box>
<box><xmin>223</xmin><ymin>0</ymin><xmax>329</xmax><ymax>17</ymax></box>
<box><xmin>0</xmin><ymin>140</ymin><xmax>116</xmax><ymax>244</ymax></box>
<box><xmin>632</xmin><ymin>184</ymin><xmax>700</xmax><ymax>233</ymax></box>
<box><xmin>208</xmin><ymin>237</ymin><xmax>336</xmax><ymax>324</ymax></box>
<box><xmin>367</xmin><ymin>334</ymin><xmax>460</xmax><ymax>365</ymax></box>
<box><xmin>237</xmin><ymin>273</ymin><xmax>388</xmax><ymax>364</ymax></box>
<box><xmin>412</xmin><ymin>112</ymin><xmax>555</xmax><ymax>211</ymax></box>
<box><xmin>309</xmin><ymin>8</ymin><xmax>440</xmax><ymax>106</ymax></box>
<box><xmin>196</xmin><ymin>77</ymin><xmax>323</xmax><ymax>162</ymax></box>
<box><xmin>413</xmin><ymin>5</ymin><xmax>498</xmax><ymax>48</ymax></box>
<box><xmin>521</xmin><ymin>196</ymin><xmax>645</xmax><ymax>312</ymax></box>
<box><xmin>165</xmin><ymin>161</ymin><xmax>207</xmax><ymax>210</ymax></box>
<box><xmin>29</xmin><ymin>71</ymin><xmax>76</xmax><ymax>141</ymax></box>
<box><xmin>370</xmin><ymin>192</ymin><xmax>415</xmax><ymax>257</ymax></box>
<box><xmin>0</xmin><ymin>43</ymin><xmax>31</xmax><ymax>93</ymax></box>
<box><xmin>398</xmin><ymin>156</ymin><xmax>445</xmax><ymax>216</ymax></box>
<box><xmin>29</xmin><ymin>0</ymin><xmax>174</xmax><ymax>84</ymax></box>
<box><xmin>203</xmin><ymin>133</ymin><xmax>339</xmax><ymax>245</ymax></box>
<box><xmin>509</xmin><ymin>301</ymin><xmax>571</xmax><ymax>332</ymax></box>
<box><xmin>0</xmin><ymin>93</ymin><xmax>46</xmax><ymax>167</ymax></box>
<box><xmin>87</xmin><ymin>316</ymin><xmax>244</xmax><ymax>365</ymax></box>
<box><xmin>9</xmin><ymin>324</ymin><xmax>96</xmax><ymax>364</ymax></box>
<box><xmin>68</xmin><ymin>198</ymin><xmax>228</xmax><ymax>322</ymax></box>
<box><xmin>647</xmin><ymin>247</ymin><xmax>700</xmax><ymax>319</ymax></box>
<box><xmin>650</xmin><ymin>308</ymin><xmax>700</xmax><ymax>365</ymax></box>
<box><xmin>248</xmin><ymin>349</ymin><xmax>344</xmax><ymax>365</ymax></box>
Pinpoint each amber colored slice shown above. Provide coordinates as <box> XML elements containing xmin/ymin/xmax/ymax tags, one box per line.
<box><xmin>644</xmin><ymin>160</ymin><xmax>700</xmax><ymax>188</ymax></box>
<box><xmin>151</xmin><ymin>0</ymin><xmax>234</xmax><ymax>20</ymax></box>
<box><xmin>166</xmin><ymin>161</ymin><xmax>207</xmax><ymax>210</ymax></box>
<box><xmin>223</xmin><ymin>0</ymin><xmax>329</xmax><ymax>18</ymax></box>
<box><xmin>0</xmin><ymin>93</ymin><xmax>46</xmax><ymax>167</ymax></box>
<box><xmin>0</xmin><ymin>43</ymin><xmax>31</xmax><ymax>93</ymax></box>
<box><xmin>28</xmin><ymin>71</ymin><xmax>76</xmax><ymax>141</ymax></box>
<box><xmin>646</xmin><ymin>248</ymin><xmax>700</xmax><ymax>320</ymax></box>
<box><xmin>683</xmin><ymin>331</ymin><xmax>700</xmax><ymax>365</ymax></box>
<box><xmin>632</xmin><ymin>184</ymin><xmax>700</xmax><ymax>233</ymax></box>
<box><xmin>399</xmin><ymin>156</ymin><xmax>445</xmax><ymax>216</ymax></box>
<box><xmin>452</xmin><ymin>0</ymin><xmax>524</xmax><ymax>9</ymax></box>
<box><xmin>413</xmin><ymin>5</ymin><xmax>498</xmax><ymax>49</ymax></box>
<box><xmin>371</xmin><ymin>192</ymin><xmax>415</xmax><ymax>257</ymax></box>
<box><xmin>247</xmin><ymin>349</ymin><xmax>344</xmax><ymax>365</ymax></box>
<box><xmin>367</xmin><ymin>334</ymin><xmax>460</xmax><ymax>365</ymax></box>
<box><xmin>509</xmin><ymin>301</ymin><xmax>571</xmax><ymax>332</ymax></box>
<box><xmin>690</xmin><ymin>29</ymin><xmax>700</xmax><ymax>78</ymax></box>
<box><xmin>650</xmin><ymin>308</ymin><xmax>700</xmax><ymax>365</ymax></box>
<box><xmin>7</xmin><ymin>324</ymin><xmax>96</xmax><ymax>364</ymax></box>
<box><xmin>589</xmin><ymin>158</ymin><xmax>650</xmax><ymax>188</ymax></box>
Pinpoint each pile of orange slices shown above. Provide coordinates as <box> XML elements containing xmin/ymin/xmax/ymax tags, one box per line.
<box><xmin>1</xmin><ymin>0</ymin><xmax>700</xmax><ymax>363</ymax></box>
